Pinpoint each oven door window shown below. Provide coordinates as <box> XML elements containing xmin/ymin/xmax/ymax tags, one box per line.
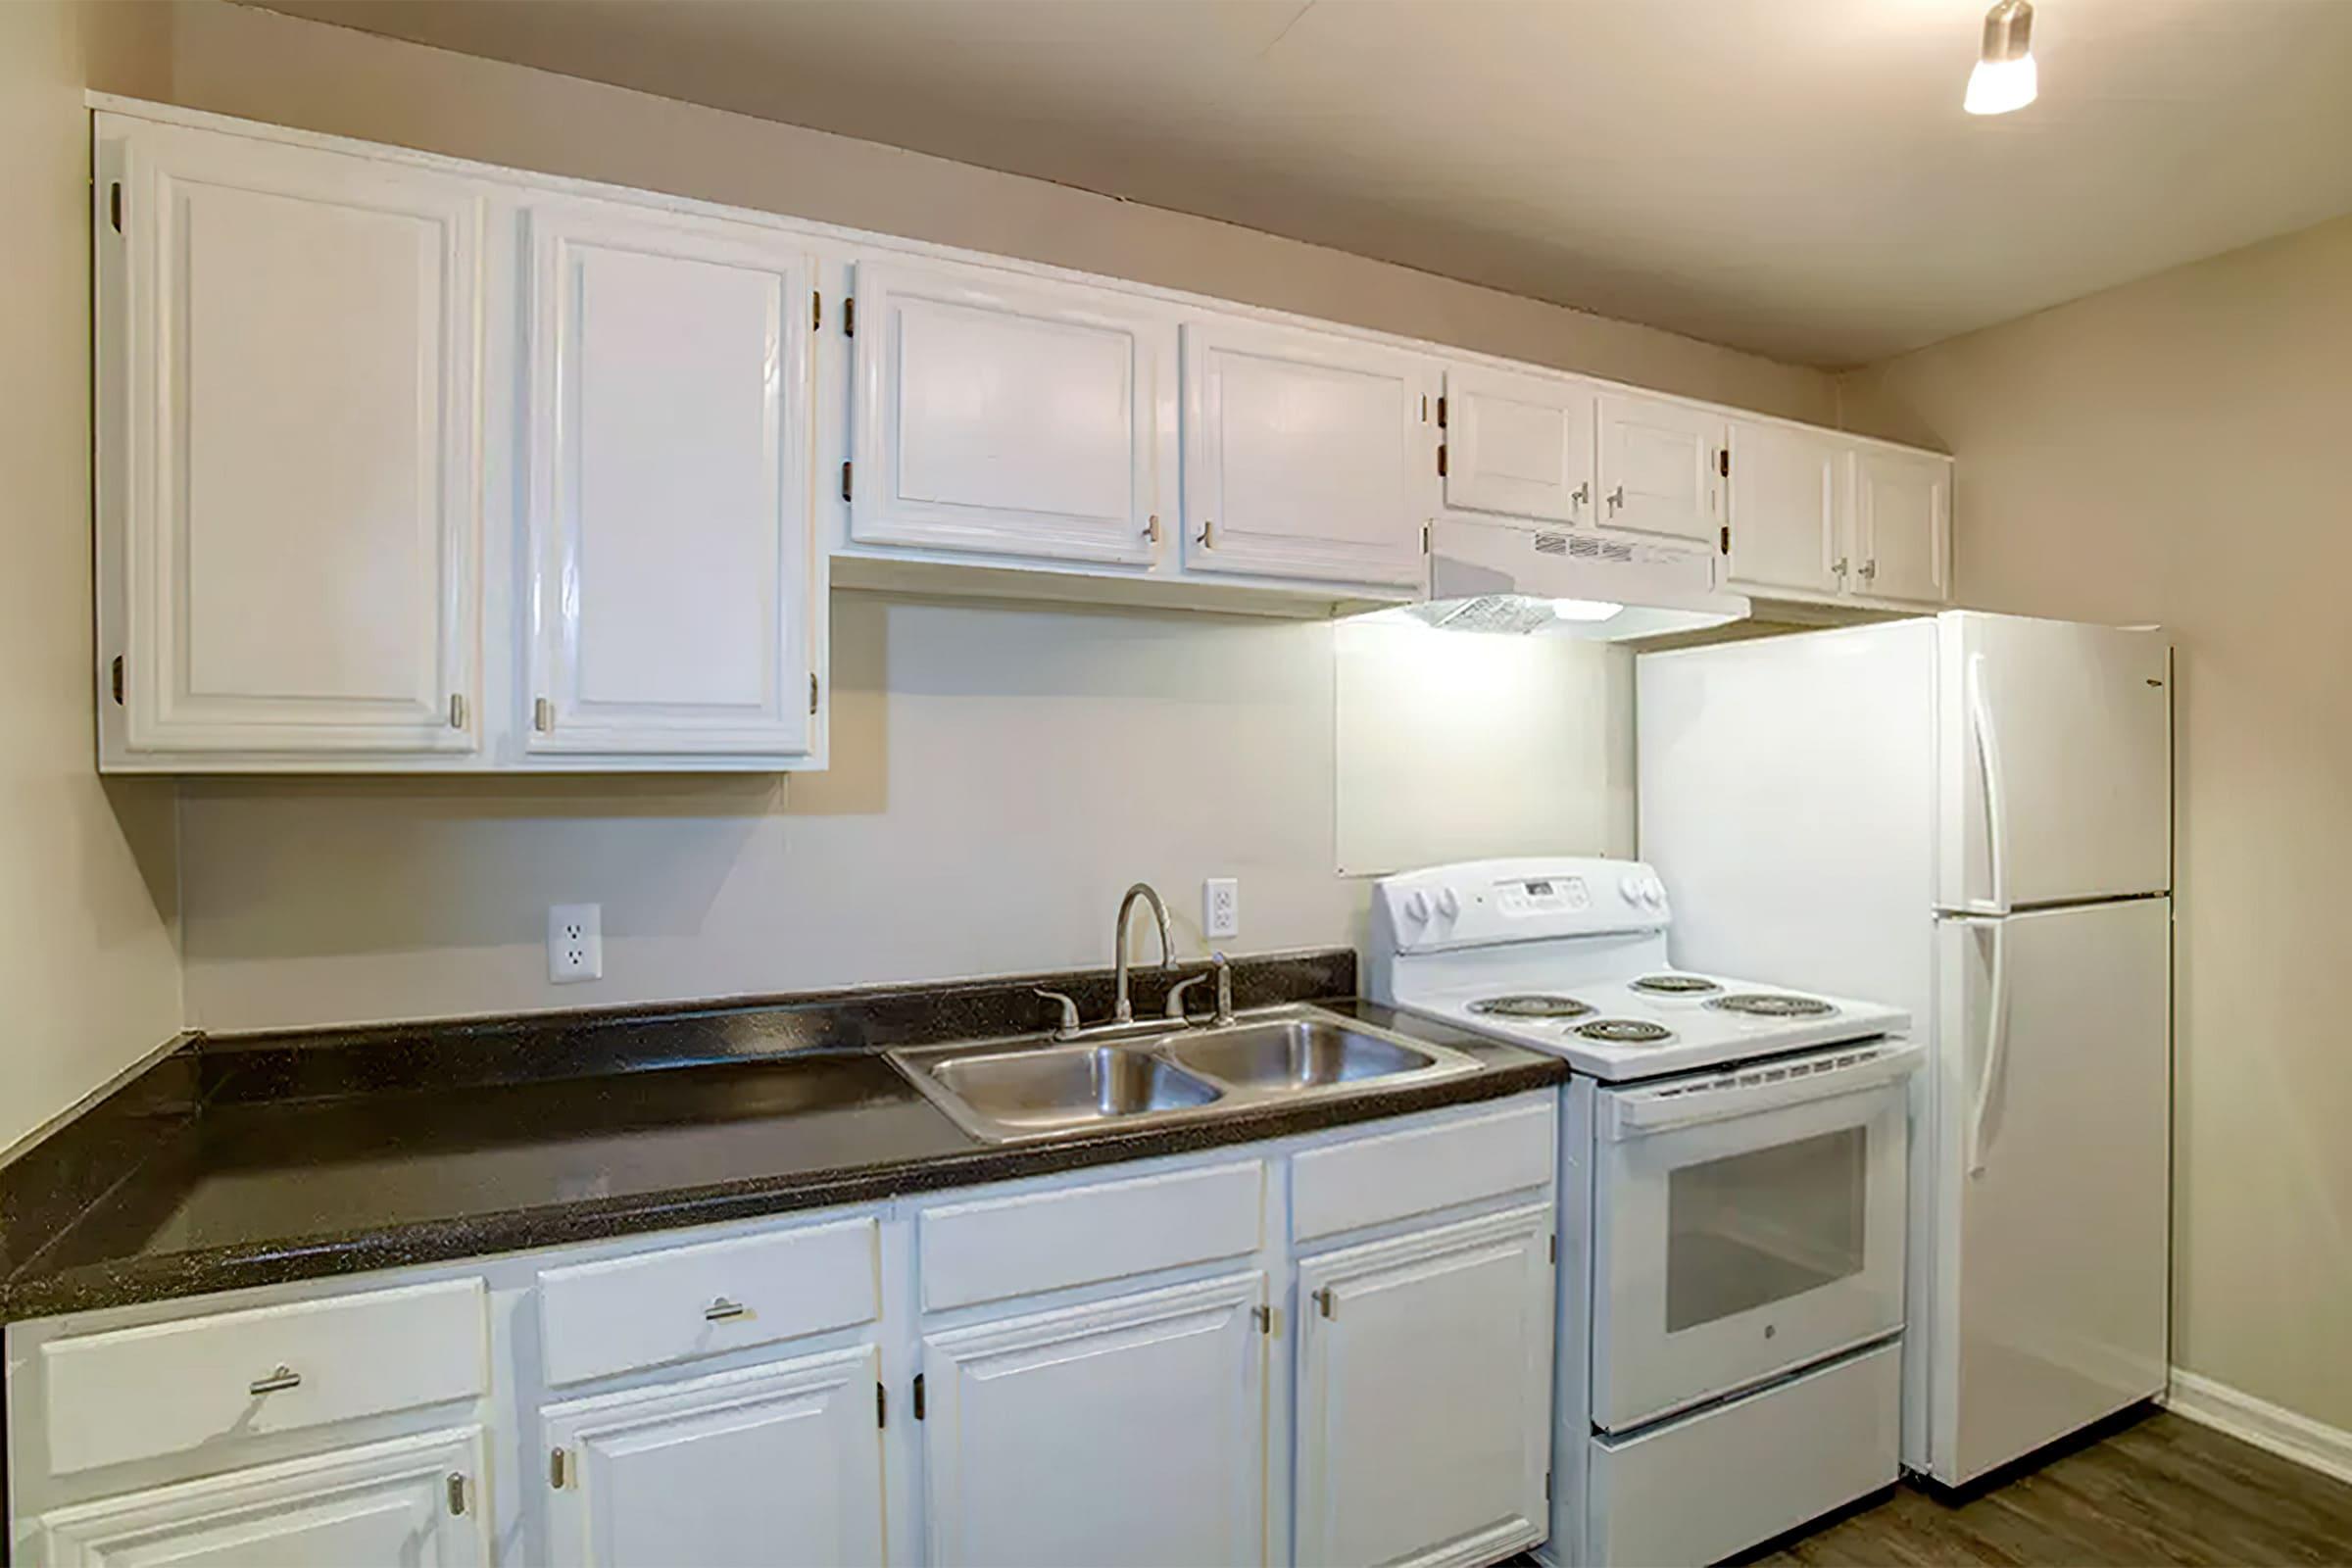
<box><xmin>1666</xmin><ymin>1127</ymin><xmax>1868</xmax><ymax>1332</ymax></box>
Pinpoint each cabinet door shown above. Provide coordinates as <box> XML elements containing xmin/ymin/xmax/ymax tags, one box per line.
<box><xmin>1182</xmin><ymin>318</ymin><xmax>1435</xmax><ymax>588</ymax></box>
<box><xmin>39</xmin><ymin>1427</ymin><xmax>488</xmax><ymax>1567</ymax></box>
<box><xmin>523</xmin><ymin>199</ymin><xmax>817</xmax><ymax>760</ymax></box>
<box><xmin>1851</xmin><ymin>448</ymin><xmax>1952</xmax><ymax>605</ymax></box>
<box><xmin>921</xmin><ymin>1273</ymin><xmax>1266</xmax><ymax>1568</ymax></box>
<box><xmin>1295</xmin><ymin>1206</ymin><xmax>1553</xmax><ymax>1568</ymax></box>
<box><xmin>850</xmin><ymin>259</ymin><xmax>1175</xmax><ymax>566</ymax></box>
<box><xmin>104</xmin><ymin>120</ymin><xmax>479</xmax><ymax>759</ymax></box>
<box><xmin>1595</xmin><ymin>391</ymin><xmax>1725</xmax><ymax>548</ymax></box>
<box><xmin>1725</xmin><ymin>419</ymin><xmax>1845</xmax><ymax>596</ymax></box>
<box><xmin>543</xmin><ymin>1346</ymin><xmax>886</xmax><ymax>1568</ymax></box>
<box><xmin>1442</xmin><ymin>364</ymin><xmax>1595</xmax><ymax>526</ymax></box>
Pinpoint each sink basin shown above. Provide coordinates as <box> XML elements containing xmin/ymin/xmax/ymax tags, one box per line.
<box><xmin>928</xmin><ymin>1045</ymin><xmax>1222</xmax><ymax>1130</ymax></box>
<box><xmin>887</xmin><ymin>1004</ymin><xmax>1482</xmax><ymax>1144</ymax></box>
<box><xmin>1166</xmin><ymin>1018</ymin><xmax>1438</xmax><ymax>1092</ymax></box>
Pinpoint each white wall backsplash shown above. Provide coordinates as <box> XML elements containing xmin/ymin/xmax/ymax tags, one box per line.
<box><xmin>180</xmin><ymin>595</ymin><xmax>1636</xmax><ymax>1032</ymax></box>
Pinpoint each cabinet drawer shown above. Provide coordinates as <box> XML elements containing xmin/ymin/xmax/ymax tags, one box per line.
<box><xmin>1293</xmin><ymin>1097</ymin><xmax>1556</xmax><ymax>1241</ymax></box>
<box><xmin>41</xmin><ymin>1279</ymin><xmax>487</xmax><ymax>1476</ymax></box>
<box><xmin>919</xmin><ymin>1160</ymin><xmax>1264</xmax><ymax>1312</ymax></box>
<box><xmin>539</xmin><ymin>1215</ymin><xmax>880</xmax><ymax>1387</ymax></box>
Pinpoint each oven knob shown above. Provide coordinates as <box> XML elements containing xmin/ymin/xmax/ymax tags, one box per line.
<box><xmin>1403</xmin><ymin>890</ymin><xmax>1432</xmax><ymax>924</ymax></box>
<box><xmin>1644</xmin><ymin>876</ymin><xmax>1668</xmax><ymax>907</ymax></box>
<box><xmin>1435</xmin><ymin>887</ymin><xmax>1462</xmax><ymax>919</ymax></box>
<box><xmin>1620</xmin><ymin>874</ymin><xmax>1644</xmax><ymax>906</ymax></box>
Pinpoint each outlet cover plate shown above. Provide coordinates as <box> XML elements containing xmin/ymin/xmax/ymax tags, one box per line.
<box><xmin>549</xmin><ymin>903</ymin><xmax>604</xmax><ymax>984</ymax></box>
<box><xmin>1203</xmin><ymin>878</ymin><xmax>1240</xmax><ymax>940</ymax></box>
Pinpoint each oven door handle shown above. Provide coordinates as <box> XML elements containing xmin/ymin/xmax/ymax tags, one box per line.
<box><xmin>1601</xmin><ymin>1040</ymin><xmax>1925</xmax><ymax>1139</ymax></box>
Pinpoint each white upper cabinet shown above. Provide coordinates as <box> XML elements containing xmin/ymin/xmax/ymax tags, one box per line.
<box><xmin>1181</xmin><ymin>318</ymin><xmax>1437</xmax><ymax>590</ymax></box>
<box><xmin>542</xmin><ymin>1348</ymin><xmax>886</xmax><ymax>1568</ymax></box>
<box><xmin>1851</xmin><ymin>446</ymin><xmax>1952</xmax><ymax>605</ymax></box>
<box><xmin>99</xmin><ymin>119</ymin><xmax>481</xmax><ymax>762</ymax></box>
<box><xmin>849</xmin><ymin>259</ymin><xmax>1176</xmax><ymax>566</ymax></box>
<box><xmin>522</xmin><ymin>197</ymin><xmax>818</xmax><ymax>762</ymax></box>
<box><xmin>1725</xmin><ymin>419</ymin><xmax>1844</xmax><ymax>597</ymax></box>
<box><xmin>1595</xmin><ymin>392</ymin><xmax>1727</xmax><ymax>549</ymax></box>
<box><xmin>1442</xmin><ymin>364</ymin><xmax>1596</xmax><ymax>526</ymax></box>
<box><xmin>920</xmin><ymin>1273</ymin><xmax>1268</xmax><ymax>1568</ymax></box>
<box><xmin>1294</xmin><ymin>1207</ymin><xmax>1554</xmax><ymax>1568</ymax></box>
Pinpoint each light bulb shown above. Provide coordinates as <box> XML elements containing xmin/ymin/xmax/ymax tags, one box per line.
<box><xmin>1548</xmin><ymin>599</ymin><xmax>1625</xmax><ymax>623</ymax></box>
<box><xmin>1964</xmin><ymin>0</ymin><xmax>2036</xmax><ymax>116</ymax></box>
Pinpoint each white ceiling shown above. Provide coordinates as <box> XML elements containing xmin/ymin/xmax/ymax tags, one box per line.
<box><xmin>246</xmin><ymin>0</ymin><xmax>2352</xmax><ymax>367</ymax></box>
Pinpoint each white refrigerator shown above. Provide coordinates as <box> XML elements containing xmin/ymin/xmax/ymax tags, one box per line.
<box><xmin>1635</xmin><ymin>611</ymin><xmax>2172</xmax><ymax>1488</ymax></box>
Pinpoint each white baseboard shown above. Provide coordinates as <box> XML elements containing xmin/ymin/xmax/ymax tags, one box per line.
<box><xmin>2165</xmin><ymin>1368</ymin><xmax>2352</xmax><ymax>1487</ymax></box>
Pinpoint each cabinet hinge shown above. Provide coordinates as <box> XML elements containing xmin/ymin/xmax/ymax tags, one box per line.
<box><xmin>1436</xmin><ymin>443</ymin><xmax>1447</xmax><ymax>479</ymax></box>
<box><xmin>841</xmin><ymin>460</ymin><xmax>854</xmax><ymax>502</ymax></box>
<box><xmin>109</xmin><ymin>181</ymin><xmax>122</xmax><ymax>233</ymax></box>
<box><xmin>1421</xmin><ymin>523</ymin><xmax>1431</xmax><ymax>556</ymax></box>
<box><xmin>110</xmin><ymin>655</ymin><xmax>124</xmax><ymax>707</ymax></box>
<box><xmin>843</xmin><ymin>296</ymin><xmax>855</xmax><ymax>337</ymax></box>
<box><xmin>876</xmin><ymin>1381</ymin><xmax>887</xmax><ymax>1429</ymax></box>
<box><xmin>550</xmin><ymin>1446</ymin><xmax>568</xmax><ymax>1489</ymax></box>
<box><xmin>809</xmin><ymin>672</ymin><xmax>820</xmax><ymax>714</ymax></box>
<box><xmin>533</xmin><ymin>696</ymin><xmax>554</xmax><ymax>733</ymax></box>
<box><xmin>912</xmin><ymin>1372</ymin><xmax>925</xmax><ymax>1421</ymax></box>
<box><xmin>1252</xmin><ymin>1303</ymin><xmax>1273</xmax><ymax>1336</ymax></box>
<box><xmin>1720</xmin><ymin>524</ymin><xmax>1731</xmax><ymax>556</ymax></box>
<box><xmin>1548</xmin><ymin>1234</ymin><xmax>1557</xmax><ymax>1265</ymax></box>
<box><xmin>812</xmin><ymin>291</ymin><xmax>822</xmax><ymax>332</ymax></box>
<box><xmin>1436</xmin><ymin>394</ymin><xmax>1447</xmax><ymax>430</ymax></box>
<box><xmin>448</xmin><ymin>693</ymin><xmax>466</xmax><ymax>730</ymax></box>
<box><xmin>1718</xmin><ymin>447</ymin><xmax>1731</xmax><ymax>478</ymax></box>
<box><xmin>1544</xmin><ymin>1470</ymin><xmax>1553</xmax><ymax>1502</ymax></box>
<box><xmin>446</xmin><ymin>1472</ymin><xmax>467</xmax><ymax>1516</ymax></box>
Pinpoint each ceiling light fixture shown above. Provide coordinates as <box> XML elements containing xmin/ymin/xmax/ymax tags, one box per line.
<box><xmin>1965</xmin><ymin>0</ymin><xmax>2037</xmax><ymax>116</ymax></box>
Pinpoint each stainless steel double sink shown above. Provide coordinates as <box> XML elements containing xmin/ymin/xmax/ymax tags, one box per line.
<box><xmin>886</xmin><ymin>1004</ymin><xmax>1481</xmax><ymax>1144</ymax></box>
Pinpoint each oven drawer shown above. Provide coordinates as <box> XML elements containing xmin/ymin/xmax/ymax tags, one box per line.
<box><xmin>1591</xmin><ymin>1044</ymin><xmax>1914</xmax><ymax>1432</ymax></box>
<box><xmin>41</xmin><ymin>1279</ymin><xmax>487</xmax><ymax>1476</ymax></box>
<box><xmin>1588</xmin><ymin>1338</ymin><xmax>1899</xmax><ymax>1568</ymax></box>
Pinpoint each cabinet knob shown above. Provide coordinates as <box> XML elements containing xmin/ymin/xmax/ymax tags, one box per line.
<box><xmin>1144</xmin><ymin>514</ymin><xmax>1160</xmax><ymax>544</ymax></box>
<box><xmin>1833</xmin><ymin>557</ymin><xmax>1849</xmax><ymax>576</ymax></box>
<box><xmin>1197</xmin><ymin>518</ymin><xmax>1214</xmax><ymax>549</ymax></box>
<box><xmin>1571</xmin><ymin>482</ymin><xmax>1591</xmax><ymax>509</ymax></box>
<box><xmin>1312</xmin><ymin>1287</ymin><xmax>1337</xmax><ymax>1320</ymax></box>
<box><xmin>1605</xmin><ymin>486</ymin><xmax>1625</xmax><ymax>512</ymax></box>
<box><xmin>1859</xmin><ymin>559</ymin><xmax>1878</xmax><ymax>581</ymax></box>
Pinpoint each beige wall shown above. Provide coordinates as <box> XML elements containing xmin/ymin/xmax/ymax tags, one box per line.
<box><xmin>0</xmin><ymin>2</ymin><xmax>182</xmax><ymax>1155</ymax></box>
<box><xmin>1840</xmin><ymin>212</ymin><xmax>2352</xmax><ymax>1434</ymax></box>
<box><xmin>89</xmin><ymin>1</ymin><xmax>1798</xmax><ymax>1034</ymax></box>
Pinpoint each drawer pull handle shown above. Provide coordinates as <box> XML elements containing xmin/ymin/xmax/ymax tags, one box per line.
<box><xmin>704</xmin><ymin>1297</ymin><xmax>749</xmax><ymax>1322</ymax></box>
<box><xmin>248</xmin><ymin>1364</ymin><xmax>302</xmax><ymax>1396</ymax></box>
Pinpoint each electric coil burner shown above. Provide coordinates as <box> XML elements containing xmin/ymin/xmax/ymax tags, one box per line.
<box><xmin>1468</xmin><ymin>994</ymin><xmax>1593</xmax><ymax>1019</ymax></box>
<box><xmin>1629</xmin><ymin>974</ymin><xmax>1722</xmax><ymax>996</ymax></box>
<box><xmin>1708</xmin><ymin>993</ymin><xmax>1837</xmax><ymax>1018</ymax></box>
<box><xmin>1575</xmin><ymin>1019</ymin><xmax>1674</xmax><ymax>1045</ymax></box>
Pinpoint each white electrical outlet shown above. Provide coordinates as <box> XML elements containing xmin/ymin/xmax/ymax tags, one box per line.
<box><xmin>548</xmin><ymin>903</ymin><xmax>604</xmax><ymax>984</ymax></box>
<box><xmin>1203</xmin><ymin>878</ymin><xmax>1241</xmax><ymax>940</ymax></box>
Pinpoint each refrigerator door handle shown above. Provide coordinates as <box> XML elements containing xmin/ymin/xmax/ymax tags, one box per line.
<box><xmin>1966</xmin><ymin>917</ymin><xmax>2011</xmax><ymax>1177</ymax></box>
<box><xmin>1967</xmin><ymin>652</ymin><xmax>2012</xmax><ymax>914</ymax></box>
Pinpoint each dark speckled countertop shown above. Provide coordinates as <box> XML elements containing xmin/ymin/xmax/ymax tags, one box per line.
<box><xmin>0</xmin><ymin>952</ymin><xmax>1563</xmax><ymax>1321</ymax></box>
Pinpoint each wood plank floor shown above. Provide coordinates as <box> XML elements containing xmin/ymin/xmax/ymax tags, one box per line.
<box><xmin>1740</xmin><ymin>1411</ymin><xmax>2352</xmax><ymax>1567</ymax></box>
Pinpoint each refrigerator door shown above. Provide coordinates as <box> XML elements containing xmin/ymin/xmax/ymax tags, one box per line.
<box><xmin>1928</xmin><ymin>898</ymin><xmax>2170</xmax><ymax>1486</ymax></box>
<box><xmin>1936</xmin><ymin>612</ymin><xmax>2171</xmax><ymax>912</ymax></box>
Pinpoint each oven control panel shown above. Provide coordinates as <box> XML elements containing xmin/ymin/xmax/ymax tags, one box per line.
<box><xmin>1371</xmin><ymin>857</ymin><xmax>1669</xmax><ymax>953</ymax></box>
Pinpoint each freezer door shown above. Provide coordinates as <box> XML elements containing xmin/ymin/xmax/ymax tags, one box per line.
<box><xmin>1928</xmin><ymin>899</ymin><xmax>2170</xmax><ymax>1486</ymax></box>
<box><xmin>1936</xmin><ymin>612</ymin><xmax>2171</xmax><ymax>911</ymax></box>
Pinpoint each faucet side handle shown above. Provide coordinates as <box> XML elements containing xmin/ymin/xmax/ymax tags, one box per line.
<box><xmin>1164</xmin><ymin>972</ymin><xmax>1210</xmax><ymax>1020</ymax></box>
<box><xmin>1032</xmin><ymin>989</ymin><xmax>1083</xmax><ymax>1041</ymax></box>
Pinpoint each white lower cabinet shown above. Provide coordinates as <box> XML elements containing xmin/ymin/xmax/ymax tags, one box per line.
<box><xmin>38</xmin><ymin>1428</ymin><xmax>490</xmax><ymax>1568</ymax></box>
<box><xmin>919</xmin><ymin>1273</ymin><xmax>1269</xmax><ymax>1568</ymax></box>
<box><xmin>543</xmin><ymin>1346</ymin><xmax>887</xmax><ymax>1568</ymax></box>
<box><xmin>1294</xmin><ymin>1206</ymin><xmax>1555</xmax><ymax>1568</ymax></box>
<box><xmin>8</xmin><ymin>1094</ymin><xmax>1560</xmax><ymax>1568</ymax></box>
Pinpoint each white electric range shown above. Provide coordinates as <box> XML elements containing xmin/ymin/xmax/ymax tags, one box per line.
<box><xmin>1369</xmin><ymin>857</ymin><xmax>1923</xmax><ymax>1568</ymax></box>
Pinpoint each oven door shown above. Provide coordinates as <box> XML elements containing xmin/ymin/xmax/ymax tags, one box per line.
<box><xmin>1590</xmin><ymin>1039</ymin><xmax>1922</xmax><ymax>1433</ymax></box>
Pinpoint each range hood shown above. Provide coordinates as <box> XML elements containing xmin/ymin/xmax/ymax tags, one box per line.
<box><xmin>1388</xmin><ymin>516</ymin><xmax>1751</xmax><ymax>640</ymax></box>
